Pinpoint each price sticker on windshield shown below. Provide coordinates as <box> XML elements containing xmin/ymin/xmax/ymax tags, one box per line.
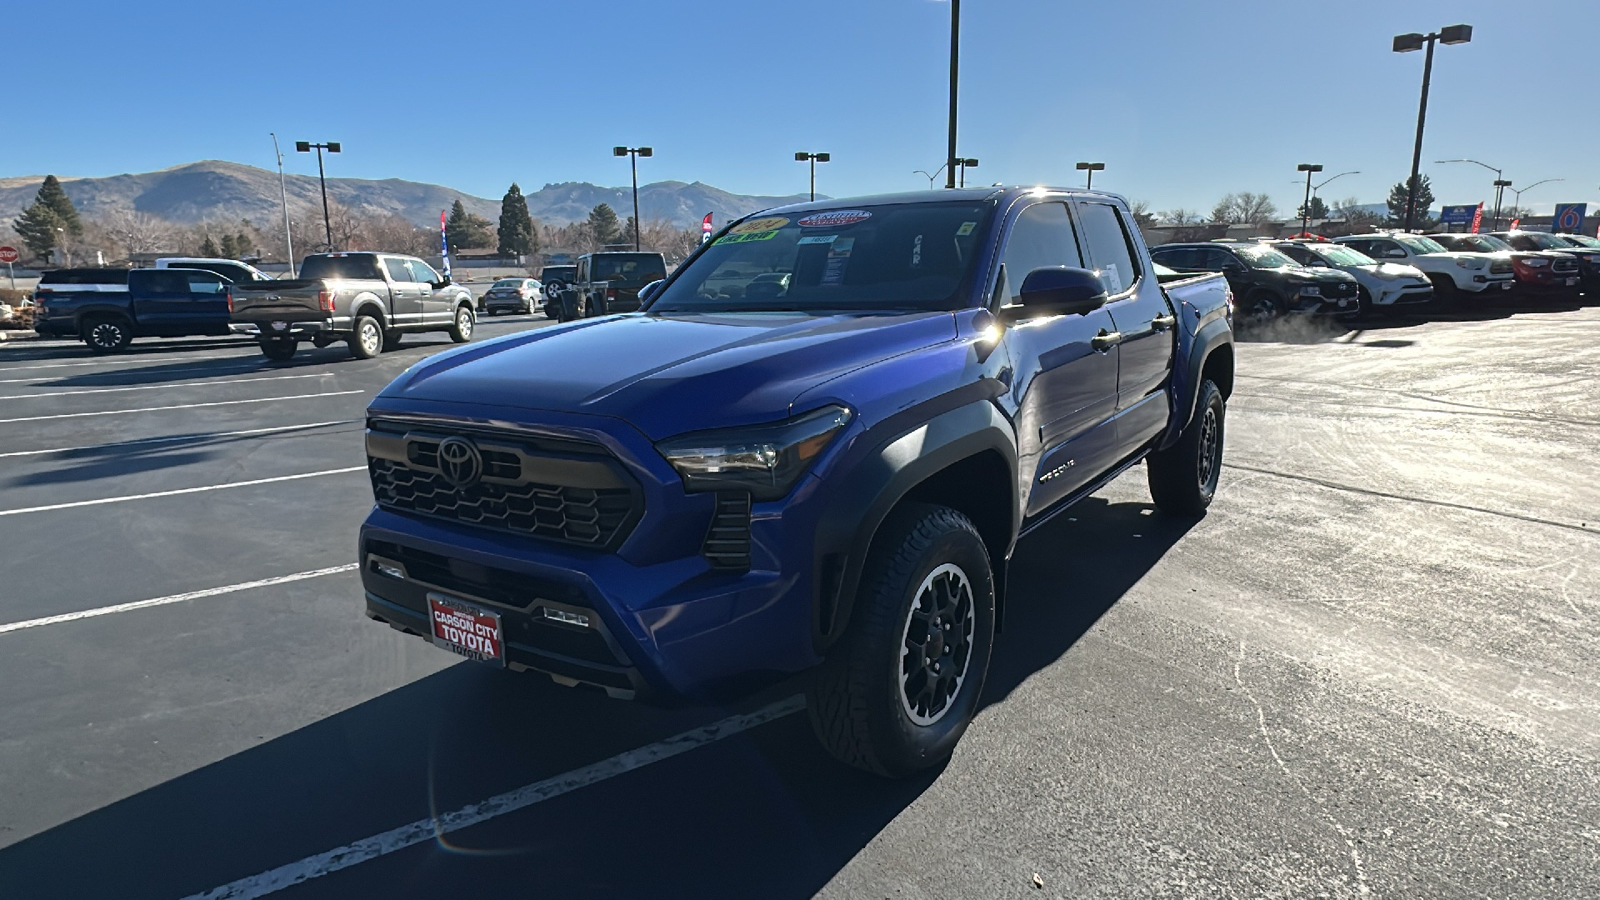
<box><xmin>730</xmin><ymin>216</ymin><xmax>789</xmax><ymax>234</ymax></box>
<box><xmin>716</xmin><ymin>230</ymin><xmax>781</xmax><ymax>245</ymax></box>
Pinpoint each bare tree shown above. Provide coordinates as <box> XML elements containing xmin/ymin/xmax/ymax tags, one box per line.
<box><xmin>101</xmin><ymin>209</ymin><xmax>179</xmax><ymax>254</ymax></box>
<box><xmin>363</xmin><ymin>213</ymin><xmax>435</xmax><ymax>256</ymax></box>
<box><xmin>1330</xmin><ymin>197</ymin><xmax>1385</xmax><ymax>229</ymax></box>
<box><xmin>1210</xmin><ymin>192</ymin><xmax>1278</xmax><ymax>225</ymax></box>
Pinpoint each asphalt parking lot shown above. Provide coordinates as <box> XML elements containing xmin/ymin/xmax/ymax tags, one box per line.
<box><xmin>0</xmin><ymin>300</ymin><xmax>1597</xmax><ymax>899</ymax></box>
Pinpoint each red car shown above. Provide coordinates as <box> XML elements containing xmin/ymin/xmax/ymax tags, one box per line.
<box><xmin>1426</xmin><ymin>233</ymin><xmax>1581</xmax><ymax>299</ymax></box>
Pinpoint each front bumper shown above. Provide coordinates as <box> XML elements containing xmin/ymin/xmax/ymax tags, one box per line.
<box><xmin>1457</xmin><ymin>274</ymin><xmax>1516</xmax><ymax>294</ymax></box>
<box><xmin>1373</xmin><ymin>283</ymin><xmax>1434</xmax><ymax>306</ymax></box>
<box><xmin>1291</xmin><ymin>291</ymin><xmax>1360</xmax><ymax>316</ymax></box>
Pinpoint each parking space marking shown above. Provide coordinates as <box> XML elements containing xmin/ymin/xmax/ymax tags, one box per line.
<box><xmin>0</xmin><ymin>565</ymin><xmax>359</xmax><ymax>636</ymax></box>
<box><xmin>183</xmin><ymin>695</ymin><xmax>807</xmax><ymax>900</ymax></box>
<box><xmin>0</xmin><ymin>371</ymin><xmax>330</xmax><ymax>400</ymax></box>
<box><xmin>0</xmin><ymin>420</ymin><xmax>360</xmax><ymax>459</ymax></box>
<box><xmin>0</xmin><ymin>390</ymin><xmax>363</xmax><ymax>424</ymax></box>
<box><xmin>0</xmin><ymin>466</ymin><xmax>367</xmax><ymax>517</ymax></box>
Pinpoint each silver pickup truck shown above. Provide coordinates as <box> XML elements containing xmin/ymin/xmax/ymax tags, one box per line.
<box><xmin>229</xmin><ymin>252</ymin><xmax>477</xmax><ymax>361</ymax></box>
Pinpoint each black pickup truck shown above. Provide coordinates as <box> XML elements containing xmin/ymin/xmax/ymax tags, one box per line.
<box><xmin>33</xmin><ymin>267</ymin><xmax>233</xmax><ymax>352</ymax></box>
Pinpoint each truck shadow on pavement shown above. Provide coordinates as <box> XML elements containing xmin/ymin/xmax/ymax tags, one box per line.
<box><xmin>0</xmin><ymin>336</ymin><xmax>251</xmax><ymax>362</ymax></box>
<box><xmin>0</xmin><ymin>496</ymin><xmax>1191</xmax><ymax>899</ymax></box>
<box><xmin>4</xmin><ymin>422</ymin><xmax>363</xmax><ymax>487</ymax></box>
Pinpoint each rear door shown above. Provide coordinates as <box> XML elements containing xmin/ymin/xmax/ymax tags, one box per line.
<box><xmin>997</xmin><ymin>199</ymin><xmax>1121</xmax><ymax>516</ymax></box>
<box><xmin>381</xmin><ymin>256</ymin><xmax>425</xmax><ymax>326</ymax></box>
<box><xmin>1073</xmin><ymin>199</ymin><xmax>1174</xmax><ymax>456</ymax></box>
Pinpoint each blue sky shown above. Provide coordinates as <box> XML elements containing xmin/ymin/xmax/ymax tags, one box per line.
<box><xmin>4</xmin><ymin>0</ymin><xmax>1596</xmax><ymax>217</ymax></box>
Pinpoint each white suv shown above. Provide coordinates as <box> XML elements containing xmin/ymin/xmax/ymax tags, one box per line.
<box><xmin>1333</xmin><ymin>234</ymin><xmax>1513</xmax><ymax>300</ymax></box>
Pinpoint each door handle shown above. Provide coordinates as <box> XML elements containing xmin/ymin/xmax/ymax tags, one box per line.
<box><xmin>1151</xmin><ymin>313</ymin><xmax>1176</xmax><ymax>331</ymax></box>
<box><xmin>1091</xmin><ymin>330</ymin><xmax>1123</xmax><ymax>351</ymax></box>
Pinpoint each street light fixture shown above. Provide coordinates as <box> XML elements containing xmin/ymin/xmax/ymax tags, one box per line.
<box><xmin>1393</xmin><ymin>23</ymin><xmax>1473</xmax><ymax>232</ymax></box>
<box><xmin>1436</xmin><ymin>158</ymin><xmax>1509</xmax><ymax>230</ymax></box>
<box><xmin>613</xmin><ymin>146</ymin><xmax>653</xmax><ymax>251</ymax></box>
<box><xmin>1508</xmin><ymin>178</ymin><xmax>1564</xmax><ymax>213</ymax></box>
<box><xmin>1075</xmin><ymin>161</ymin><xmax>1105</xmax><ymax>190</ymax></box>
<box><xmin>913</xmin><ymin>166</ymin><xmax>947</xmax><ymax>190</ymax></box>
<box><xmin>270</xmin><ymin>134</ymin><xmax>295</xmax><ymax>277</ymax></box>
<box><xmin>955</xmin><ymin>157</ymin><xmax>979</xmax><ymax>188</ymax></box>
<box><xmin>795</xmin><ymin>151</ymin><xmax>830</xmax><ymax>202</ymax></box>
<box><xmin>1297</xmin><ymin>163</ymin><xmax>1324</xmax><ymax>236</ymax></box>
<box><xmin>294</xmin><ymin>141</ymin><xmax>341</xmax><ymax>251</ymax></box>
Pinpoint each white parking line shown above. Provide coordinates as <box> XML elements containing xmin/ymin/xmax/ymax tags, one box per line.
<box><xmin>0</xmin><ymin>361</ymin><xmax>265</xmax><ymax>384</ymax></box>
<box><xmin>0</xmin><ymin>466</ymin><xmax>367</xmax><ymax>517</ymax></box>
<box><xmin>0</xmin><ymin>390</ymin><xmax>363</xmax><ymax>424</ymax></box>
<box><xmin>0</xmin><ymin>420</ymin><xmax>360</xmax><ymax>459</ymax></box>
<box><xmin>0</xmin><ymin>371</ymin><xmax>329</xmax><ymax>400</ymax></box>
<box><xmin>183</xmin><ymin>695</ymin><xmax>807</xmax><ymax>900</ymax></box>
<box><xmin>0</xmin><ymin>565</ymin><xmax>359</xmax><ymax>635</ymax></box>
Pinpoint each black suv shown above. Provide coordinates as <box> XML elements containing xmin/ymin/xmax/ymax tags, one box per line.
<box><xmin>1150</xmin><ymin>241</ymin><xmax>1360</xmax><ymax>322</ymax></box>
<box><xmin>560</xmin><ymin>251</ymin><xmax>668</xmax><ymax>320</ymax></box>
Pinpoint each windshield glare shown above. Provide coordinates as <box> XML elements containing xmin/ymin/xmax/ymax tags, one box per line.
<box><xmin>1397</xmin><ymin>235</ymin><xmax>1447</xmax><ymax>254</ymax></box>
<box><xmin>1236</xmin><ymin>245</ymin><xmax>1296</xmax><ymax>269</ymax></box>
<box><xmin>1562</xmin><ymin>234</ymin><xmax>1600</xmax><ymax>248</ymax></box>
<box><xmin>650</xmin><ymin>201</ymin><xmax>995</xmax><ymax>313</ymax></box>
<box><xmin>1313</xmin><ymin>245</ymin><xmax>1374</xmax><ymax>266</ymax></box>
<box><xmin>1519</xmin><ymin>232</ymin><xmax>1569</xmax><ymax>250</ymax></box>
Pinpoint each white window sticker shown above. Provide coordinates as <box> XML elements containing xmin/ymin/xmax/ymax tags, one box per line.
<box><xmin>797</xmin><ymin>235</ymin><xmax>837</xmax><ymax>245</ymax></box>
<box><xmin>956</xmin><ymin>221</ymin><xmax>977</xmax><ymax>236</ymax></box>
<box><xmin>1101</xmin><ymin>263</ymin><xmax>1121</xmax><ymax>293</ymax></box>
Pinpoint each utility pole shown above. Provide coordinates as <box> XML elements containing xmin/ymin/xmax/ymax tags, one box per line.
<box><xmin>270</xmin><ymin>133</ymin><xmax>296</xmax><ymax>277</ymax></box>
<box><xmin>946</xmin><ymin>0</ymin><xmax>960</xmax><ymax>189</ymax></box>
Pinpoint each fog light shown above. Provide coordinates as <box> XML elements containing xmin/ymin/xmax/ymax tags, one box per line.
<box><xmin>374</xmin><ymin>561</ymin><xmax>405</xmax><ymax>580</ymax></box>
<box><xmin>541</xmin><ymin>608</ymin><xmax>590</xmax><ymax>627</ymax></box>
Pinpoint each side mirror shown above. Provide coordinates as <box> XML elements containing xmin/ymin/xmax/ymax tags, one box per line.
<box><xmin>638</xmin><ymin>279</ymin><xmax>664</xmax><ymax>304</ymax></box>
<box><xmin>433</xmin><ymin>279</ymin><xmax>451</xmax><ymax>289</ymax></box>
<box><xmin>1006</xmin><ymin>267</ymin><xmax>1107</xmax><ymax>319</ymax></box>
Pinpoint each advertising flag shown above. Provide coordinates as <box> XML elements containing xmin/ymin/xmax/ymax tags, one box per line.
<box><xmin>701</xmin><ymin>213</ymin><xmax>714</xmax><ymax>245</ymax></box>
<box><xmin>1510</xmin><ymin>217</ymin><xmax>1520</xmax><ymax>231</ymax></box>
<box><xmin>439</xmin><ymin>210</ymin><xmax>451</xmax><ymax>279</ymax></box>
<box><xmin>1469</xmin><ymin>202</ymin><xmax>1483</xmax><ymax>234</ymax></box>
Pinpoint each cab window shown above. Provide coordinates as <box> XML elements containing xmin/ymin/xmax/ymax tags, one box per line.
<box><xmin>1075</xmin><ymin>202</ymin><xmax>1141</xmax><ymax>295</ymax></box>
<box><xmin>994</xmin><ymin>202</ymin><xmax>1084</xmax><ymax>306</ymax></box>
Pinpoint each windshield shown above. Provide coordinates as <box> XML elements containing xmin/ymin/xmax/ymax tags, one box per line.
<box><xmin>1516</xmin><ymin>232</ymin><xmax>1570</xmax><ymax>250</ymax></box>
<box><xmin>590</xmin><ymin>254</ymin><xmax>666</xmax><ymax>288</ymax></box>
<box><xmin>1437</xmin><ymin>234</ymin><xmax>1509</xmax><ymax>253</ymax></box>
<box><xmin>1236</xmin><ymin>245</ymin><xmax>1296</xmax><ymax>269</ymax></box>
<box><xmin>299</xmin><ymin>255</ymin><xmax>383</xmax><ymax>281</ymax></box>
<box><xmin>650</xmin><ymin>201</ymin><xmax>996</xmax><ymax>313</ymax></box>
<box><xmin>1560</xmin><ymin>234</ymin><xmax>1600</xmax><ymax>248</ymax></box>
<box><xmin>1396</xmin><ymin>235</ymin><xmax>1447</xmax><ymax>254</ymax></box>
<box><xmin>1311</xmin><ymin>245</ymin><xmax>1374</xmax><ymax>266</ymax></box>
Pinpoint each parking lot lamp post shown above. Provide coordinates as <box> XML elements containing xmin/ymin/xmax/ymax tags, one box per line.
<box><xmin>295</xmin><ymin>141</ymin><xmax>341</xmax><ymax>251</ymax></box>
<box><xmin>1297</xmin><ymin>163</ymin><xmax>1324</xmax><ymax>236</ymax></box>
<box><xmin>914</xmin><ymin>165</ymin><xmax>947</xmax><ymax>190</ymax></box>
<box><xmin>956</xmin><ymin>158</ymin><xmax>979</xmax><ymax>188</ymax></box>
<box><xmin>1508</xmin><ymin>178</ymin><xmax>1563</xmax><ymax>215</ymax></box>
<box><xmin>1437</xmin><ymin>158</ymin><xmax>1505</xmax><ymax>229</ymax></box>
<box><xmin>270</xmin><ymin>134</ymin><xmax>296</xmax><ymax>277</ymax></box>
<box><xmin>795</xmin><ymin>152</ymin><xmax>831</xmax><ymax>202</ymax></box>
<box><xmin>1075</xmin><ymin>161</ymin><xmax>1105</xmax><ymax>190</ymax></box>
<box><xmin>946</xmin><ymin>0</ymin><xmax>960</xmax><ymax>189</ymax></box>
<box><xmin>613</xmin><ymin>146</ymin><xmax>653</xmax><ymax>251</ymax></box>
<box><xmin>1394</xmin><ymin>25</ymin><xmax>1472</xmax><ymax>232</ymax></box>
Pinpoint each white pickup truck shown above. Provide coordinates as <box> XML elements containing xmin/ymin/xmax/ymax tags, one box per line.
<box><xmin>1334</xmin><ymin>233</ymin><xmax>1513</xmax><ymax>301</ymax></box>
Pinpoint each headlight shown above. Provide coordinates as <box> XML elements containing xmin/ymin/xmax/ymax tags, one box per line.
<box><xmin>1522</xmin><ymin>257</ymin><xmax>1549</xmax><ymax>268</ymax></box>
<box><xmin>1455</xmin><ymin>257</ymin><xmax>1485</xmax><ymax>270</ymax></box>
<box><xmin>656</xmin><ymin>405</ymin><xmax>853</xmax><ymax>500</ymax></box>
<box><xmin>1299</xmin><ymin>285</ymin><xmax>1322</xmax><ymax>296</ymax></box>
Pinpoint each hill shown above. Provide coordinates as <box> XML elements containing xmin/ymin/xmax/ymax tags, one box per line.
<box><xmin>0</xmin><ymin>161</ymin><xmax>815</xmax><ymax>230</ymax></box>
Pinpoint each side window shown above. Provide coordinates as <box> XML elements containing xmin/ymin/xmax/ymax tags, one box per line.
<box><xmin>183</xmin><ymin>272</ymin><xmax>226</xmax><ymax>293</ymax></box>
<box><xmin>1150</xmin><ymin>247</ymin><xmax>1192</xmax><ymax>269</ymax></box>
<box><xmin>1195</xmin><ymin>248</ymin><xmax>1232</xmax><ymax>271</ymax></box>
<box><xmin>408</xmin><ymin>259</ymin><xmax>441</xmax><ymax>283</ymax></box>
<box><xmin>1076</xmin><ymin>202</ymin><xmax>1141</xmax><ymax>296</ymax></box>
<box><xmin>1277</xmin><ymin>245</ymin><xmax>1312</xmax><ymax>265</ymax></box>
<box><xmin>1371</xmin><ymin>240</ymin><xmax>1404</xmax><ymax>259</ymax></box>
<box><xmin>143</xmin><ymin>271</ymin><xmax>188</xmax><ymax>293</ymax></box>
<box><xmin>383</xmin><ymin>258</ymin><xmax>413</xmax><ymax>283</ymax></box>
<box><xmin>994</xmin><ymin>202</ymin><xmax>1084</xmax><ymax>305</ymax></box>
<box><xmin>1341</xmin><ymin>240</ymin><xmax>1370</xmax><ymax>256</ymax></box>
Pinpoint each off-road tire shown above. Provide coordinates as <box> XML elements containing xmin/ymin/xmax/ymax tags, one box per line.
<box><xmin>349</xmin><ymin>314</ymin><xmax>383</xmax><ymax>360</ymax></box>
<box><xmin>1148</xmin><ymin>378</ymin><xmax>1225</xmax><ymax>516</ymax></box>
<box><xmin>449</xmin><ymin>305</ymin><xmax>474</xmax><ymax>343</ymax></box>
<box><xmin>82</xmin><ymin>316</ymin><xmax>133</xmax><ymax>354</ymax></box>
<box><xmin>807</xmin><ymin>503</ymin><xmax>996</xmax><ymax>778</ymax></box>
<box><xmin>260</xmin><ymin>338</ymin><xmax>297</xmax><ymax>362</ymax></box>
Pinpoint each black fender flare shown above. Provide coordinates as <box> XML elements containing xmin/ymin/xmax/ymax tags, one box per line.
<box><xmin>1158</xmin><ymin>317</ymin><xmax>1233</xmax><ymax>451</ymax></box>
<box><xmin>810</xmin><ymin>399</ymin><xmax>1018</xmax><ymax>653</ymax></box>
<box><xmin>72</xmin><ymin>304</ymin><xmax>134</xmax><ymax>332</ymax></box>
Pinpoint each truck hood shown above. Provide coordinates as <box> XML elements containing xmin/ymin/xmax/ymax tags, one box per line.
<box><xmin>1285</xmin><ymin>267</ymin><xmax>1356</xmax><ymax>285</ymax></box>
<box><xmin>1359</xmin><ymin>262</ymin><xmax>1429</xmax><ymax>282</ymax></box>
<box><xmin>377</xmin><ymin>311</ymin><xmax>959</xmax><ymax>439</ymax></box>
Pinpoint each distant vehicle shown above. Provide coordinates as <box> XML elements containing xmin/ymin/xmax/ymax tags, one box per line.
<box><xmin>33</xmin><ymin>268</ymin><xmax>130</xmax><ymax>296</ymax></box>
<box><xmin>482</xmin><ymin>278</ymin><xmax>541</xmax><ymax>316</ymax></box>
<box><xmin>155</xmin><ymin>257</ymin><xmax>274</xmax><ymax>283</ymax></box>
<box><xmin>1553</xmin><ymin>234</ymin><xmax>1600</xmax><ymax>250</ymax></box>
<box><xmin>1490</xmin><ymin>231</ymin><xmax>1600</xmax><ymax>292</ymax></box>
<box><xmin>538</xmin><ymin>265</ymin><xmax>578</xmax><ymax>319</ymax></box>
<box><xmin>1150</xmin><ymin>241</ymin><xmax>1360</xmax><ymax>321</ymax></box>
<box><xmin>558</xmin><ymin>251</ymin><xmax>668</xmax><ymax>320</ymax></box>
<box><xmin>228</xmin><ymin>252</ymin><xmax>476</xmax><ymax>361</ymax></box>
<box><xmin>1272</xmin><ymin>240</ymin><xmax>1433</xmax><ymax>312</ymax></box>
<box><xmin>1425</xmin><ymin>233</ymin><xmax>1581</xmax><ymax>299</ymax></box>
<box><xmin>33</xmin><ymin>267</ymin><xmax>232</xmax><ymax>352</ymax></box>
<box><xmin>1333</xmin><ymin>233</ymin><xmax>1513</xmax><ymax>301</ymax></box>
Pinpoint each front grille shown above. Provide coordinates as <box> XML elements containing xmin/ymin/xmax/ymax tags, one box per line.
<box><xmin>1552</xmin><ymin>258</ymin><xmax>1580</xmax><ymax>274</ymax></box>
<box><xmin>1490</xmin><ymin>260</ymin><xmax>1514</xmax><ymax>274</ymax></box>
<box><xmin>1330</xmin><ymin>281</ymin><xmax>1357</xmax><ymax>296</ymax></box>
<box><xmin>702</xmin><ymin>491</ymin><xmax>752</xmax><ymax>571</ymax></box>
<box><xmin>367</xmin><ymin>421</ymin><xmax>641</xmax><ymax>550</ymax></box>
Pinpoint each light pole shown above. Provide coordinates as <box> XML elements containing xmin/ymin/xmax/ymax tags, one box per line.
<box><xmin>1508</xmin><ymin>178</ymin><xmax>1564</xmax><ymax>216</ymax></box>
<box><xmin>270</xmin><ymin>133</ymin><xmax>296</xmax><ymax>277</ymax></box>
<box><xmin>294</xmin><ymin>141</ymin><xmax>341</xmax><ymax>251</ymax></box>
<box><xmin>613</xmin><ymin>146</ymin><xmax>652</xmax><ymax>251</ymax></box>
<box><xmin>1075</xmin><ymin>161</ymin><xmax>1105</xmax><ymax>189</ymax></box>
<box><xmin>1394</xmin><ymin>24</ymin><xmax>1473</xmax><ymax>232</ymax></box>
<box><xmin>946</xmin><ymin>0</ymin><xmax>960</xmax><ymax>189</ymax></box>
<box><xmin>955</xmin><ymin>157</ymin><xmax>979</xmax><ymax>188</ymax></box>
<box><xmin>1297</xmin><ymin>163</ymin><xmax>1324</xmax><ymax>236</ymax></box>
<box><xmin>1436</xmin><ymin>158</ymin><xmax>1508</xmax><ymax>229</ymax></box>
<box><xmin>913</xmin><ymin>166</ymin><xmax>947</xmax><ymax>190</ymax></box>
<box><xmin>795</xmin><ymin>151</ymin><xmax>830</xmax><ymax>202</ymax></box>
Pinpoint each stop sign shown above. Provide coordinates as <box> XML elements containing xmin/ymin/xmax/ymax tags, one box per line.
<box><xmin>0</xmin><ymin>247</ymin><xmax>18</xmax><ymax>264</ymax></box>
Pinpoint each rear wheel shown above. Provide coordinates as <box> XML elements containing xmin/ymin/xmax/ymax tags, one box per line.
<box><xmin>449</xmin><ymin>305</ymin><xmax>475</xmax><ymax>343</ymax></box>
<box><xmin>807</xmin><ymin>503</ymin><xmax>995</xmax><ymax>777</ymax></box>
<box><xmin>349</xmin><ymin>314</ymin><xmax>383</xmax><ymax>359</ymax></box>
<box><xmin>260</xmin><ymin>338</ymin><xmax>297</xmax><ymax>362</ymax></box>
<box><xmin>1148</xmin><ymin>378</ymin><xmax>1225</xmax><ymax>516</ymax></box>
<box><xmin>82</xmin><ymin>317</ymin><xmax>132</xmax><ymax>354</ymax></box>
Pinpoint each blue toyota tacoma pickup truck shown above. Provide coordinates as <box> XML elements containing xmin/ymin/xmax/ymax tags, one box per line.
<box><xmin>360</xmin><ymin>188</ymin><xmax>1235</xmax><ymax>776</ymax></box>
<box><xmin>33</xmin><ymin>267</ymin><xmax>234</xmax><ymax>352</ymax></box>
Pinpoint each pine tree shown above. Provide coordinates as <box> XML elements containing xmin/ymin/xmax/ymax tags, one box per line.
<box><xmin>219</xmin><ymin>234</ymin><xmax>239</xmax><ymax>258</ymax></box>
<box><xmin>1387</xmin><ymin>174</ymin><xmax>1436</xmax><ymax>227</ymax></box>
<box><xmin>13</xmin><ymin>203</ymin><xmax>64</xmax><ymax>259</ymax></box>
<box><xmin>200</xmin><ymin>235</ymin><xmax>221</xmax><ymax>257</ymax></box>
<box><xmin>588</xmin><ymin>203</ymin><xmax>622</xmax><ymax>248</ymax></box>
<box><xmin>1296</xmin><ymin>196</ymin><xmax>1330</xmax><ymax>221</ymax></box>
<box><xmin>34</xmin><ymin>175</ymin><xmax>81</xmax><ymax>236</ymax></box>
<box><xmin>445</xmin><ymin>199</ymin><xmax>493</xmax><ymax>251</ymax></box>
<box><xmin>496</xmin><ymin>183</ymin><xmax>537</xmax><ymax>257</ymax></box>
<box><xmin>234</xmin><ymin>231</ymin><xmax>255</xmax><ymax>256</ymax></box>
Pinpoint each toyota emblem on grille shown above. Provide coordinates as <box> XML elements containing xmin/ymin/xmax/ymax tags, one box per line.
<box><xmin>436</xmin><ymin>436</ymin><xmax>483</xmax><ymax>488</ymax></box>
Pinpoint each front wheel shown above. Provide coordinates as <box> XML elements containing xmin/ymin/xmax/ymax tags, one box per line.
<box><xmin>1147</xmin><ymin>378</ymin><xmax>1225</xmax><ymax>516</ymax></box>
<box><xmin>449</xmin><ymin>305</ymin><xmax>475</xmax><ymax>343</ymax></box>
<box><xmin>807</xmin><ymin>503</ymin><xmax>996</xmax><ymax>777</ymax></box>
<box><xmin>1241</xmin><ymin>291</ymin><xmax>1282</xmax><ymax>326</ymax></box>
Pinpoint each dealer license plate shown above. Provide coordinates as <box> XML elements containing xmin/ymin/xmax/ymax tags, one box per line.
<box><xmin>427</xmin><ymin>593</ymin><xmax>505</xmax><ymax>667</ymax></box>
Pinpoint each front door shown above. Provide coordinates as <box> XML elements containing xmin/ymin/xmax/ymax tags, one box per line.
<box><xmin>381</xmin><ymin>257</ymin><xmax>425</xmax><ymax>326</ymax></box>
<box><xmin>406</xmin><ymin>258</ymin><xmax>450</xmax><ymax>324</ymax></box>
<box><xmin>996</xmin><ymin>200</ymin><xmax>1121</xmax><ymax>518</ymax></box>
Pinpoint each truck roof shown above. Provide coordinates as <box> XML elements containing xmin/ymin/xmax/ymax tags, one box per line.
<box><xmin>748</xmin><ymin>186</ymin><xmax>1127</xmax><ymax>219</ymax></box>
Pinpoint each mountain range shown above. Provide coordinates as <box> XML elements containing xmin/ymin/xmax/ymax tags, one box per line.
<box><xmin>0</xmin><ymin>161</ymin><xmax>817</xmax><ymax>231</ymax></box>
